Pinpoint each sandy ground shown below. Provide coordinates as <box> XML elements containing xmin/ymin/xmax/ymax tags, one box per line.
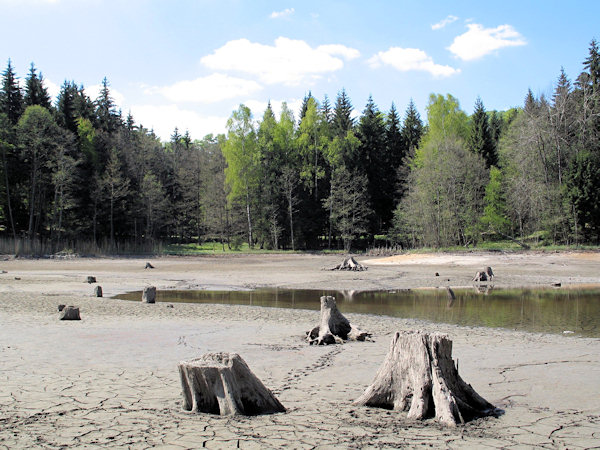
<box><xmin>1</xmin><ymin>251</ymin><xmax>599</xmax><ymax>448</ymax></box>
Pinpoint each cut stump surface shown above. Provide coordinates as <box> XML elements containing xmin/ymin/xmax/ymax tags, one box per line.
<box><xmin>354</xmin><ymin>331</ymin><xmax>497</xmax><ymax>426</ymax></box>
<box><xmin>178</xmin><ymin>352</ymin><xmax>285</xmax><ymax>416</ymax></box>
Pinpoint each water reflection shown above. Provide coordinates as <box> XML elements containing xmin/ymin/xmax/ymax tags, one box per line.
<box><xmin>116</xmin><ymin>287</ymin><xmax>600</xmax><ymax>337</ymax></box>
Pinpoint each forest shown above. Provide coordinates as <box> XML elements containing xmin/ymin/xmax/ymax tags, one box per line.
<box><xmin>0</xmin><ymin>39</ymin><xmax>599</xmax><ymax>254</ymax></box>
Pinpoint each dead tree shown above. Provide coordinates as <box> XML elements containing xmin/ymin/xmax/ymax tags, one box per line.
<box><xmin>330</xmin><ymin>256</ymin><xmax>367</xmax><ymax>271</ymax></box>
<box><xmin>306</xmin><ymin>296</ymin><xmax>370</xmax><ymax>345</ymax></box>
<box><xmin>178</xmin><ymin>352</ymin><xmax>285</xmax><ymax>416</ymax></box>
<box><xmin>354</xmin><ymin>331</ymin><xmax>496</xmax><ymax>426</ymax></box>
<box><xmin>59</xmin><ymin>306</ymin><xmax>81</xmax><ymax>320</ymax></box>
<box><xmin>142</xmin><ymin>286</ymin><xmax>156</xmax><ymax>303</ymax></box>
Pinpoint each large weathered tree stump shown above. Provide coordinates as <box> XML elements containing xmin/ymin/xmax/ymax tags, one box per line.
<box><xmin>306</xmin><ymin>296</ymin><xmax>370</xmax><ymax>345</ymax></box>
<box><xmin>354</xmin><ymin>331</ymin><xmax>496</xmax><ymax>426</ymax></box>
<box><xmin>59</xmin><ymin>305</ymin><xmax>81</xmax><ymax>320</ymax></box>
<box><xmin>142</xmin><ymin>286</ymin><xmax>156</xmax><ymax>303</ymax></box>
<box><xmin>330</xmin><ymin>256</ymin><xmax>367</xmax><ymax>271</ymax></box>
<box><xmin>178</xmin><ymin>353</ymin><xmax>285</xmax><ymax>416</ymax></box>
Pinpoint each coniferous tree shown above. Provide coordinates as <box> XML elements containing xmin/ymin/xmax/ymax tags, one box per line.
<box><xmin>332</xmin><ymin>89</ymin><xmax>354</xmax><ymax>138</ymax></box>
<box><xmin>468</xmin><ymin>97</ymin><xmax>497</xmax><ymax>168</ymax></box>
<box><xmin>56</xmin><ymin>81</ymin><xmax>79</xmax><ymax>133</ymax></box>
<box><xmin>95</xmin><ymin>77</ymin><xmax>120</xmax><ymax>133</ymax></box>
<box><xmin>320</xmin><ymin>94</ymin><xmax>333</xmax><ymax>124</ymax></box>
<box><xmin>583</xmin><ymin>38</ymin><xmax>600</xmax><ymax>90</ymax></box>
<box><xmin>401</xmin><ymin>100</ymin><xmax>423</xmax><ymax>156</ymax></box>
<box><xmin>0</xmin><ymin>60</ymin><xmax>24</xmax><ymax>125</ymax></box>
<box><xmin>24</xmin><ymin>63</ymin><xmax>51</xmax><ymax>110</ymax></box>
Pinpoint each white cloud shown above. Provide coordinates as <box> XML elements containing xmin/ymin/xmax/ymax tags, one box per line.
<box><xmin>448</xmin><ymin>24</ymin><xmax>526</xmax><ymax>61</ymax></box>
<box><xmin>270</xmin><ymin>8</ymin><xmax>294</xmax><ymax>19</ymax></box>
<box><xmin>130</xmin><ymin>104</ymin><xmax>227</xmax><ymax>141</ymax></box>
<box><xmin>148</xmin><ymin>73</ymin><xmax>262</xmax><ymax>104</ymax></box>
<box><xmin>44</xmin><ymin>78</ymin><xmax>61</xmax><ymax>102</ymax></box>
<box><xmin>431</xmin><ymin>15</ymin><xmax>458</xmax><ymax>30</ymax></box>
<box><xmin>368</xmin><ymin>47</ymin><xmax>459</xmax><ymax>77</ymax></box>
<box><xmin>201</xmin><ymin>37</ymin><xmax>360</xmax><ymax>86</ymax></box>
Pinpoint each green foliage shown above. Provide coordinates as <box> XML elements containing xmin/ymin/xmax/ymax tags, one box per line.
<box><xmin>468</xmin><ymin>97</ymin><xmax>497</xmax><ymax>168</ymax></box>
<box><xmin>480</xmin><ymin>166</ymin><xmax>510</xmax><ymax>237</ymax></box>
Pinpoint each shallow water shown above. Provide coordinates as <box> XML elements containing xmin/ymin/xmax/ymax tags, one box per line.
<box><xmin>116</xmin><ymin>287</ymin><xmax>600</xmax><ymax>337</ymax></box>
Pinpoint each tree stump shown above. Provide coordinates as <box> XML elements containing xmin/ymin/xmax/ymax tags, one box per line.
<box><xmin>330</xmin><ymin>256</ymin><xmax>367</xmax><ymax>271</ymax></box>
<box><xmin>145</xmin><ymin>262</ymin><xmax>155</xmax><ymax>269</ymax></box>
<box><xmin>485</xmin><ymin>266</ymin><xmax>494</xmax><ymax>280</ymax></box>
<box><xmin>354</xmin><ymin>331</ymin><xmax>496</xmax><ymax>426</ymax></box>
<box><xmin>306</xmin><ymin>296</ymin><xmax>370</xmax><ymax>345</ymax></box>
<box><xmin>178</xmin><ymin>352</ymin><xmax>285</xmax><ymax>416</ymax></box>
<box><xmin>94</xmin><ymin>285</ymin><xmax>103</xmax><ymax>297</ymax></box>
<box><xmin>86</xmin><ymin>276</ymin><xmax>96</xmax><ymax>284</ymax></box>
<box><xmin>472</xmin><ymin>271</ymin><xmax>487</xmax><ymax>282</ymax></box>
<box><xmin>142</xmin><ymin>286</ymin><xmax>156</xmax><ymax>303</ymax></box>
<box><xmin>59</xmin><ymin>306</ymin><xmax>81</xmax><ymax>320</ymax></box>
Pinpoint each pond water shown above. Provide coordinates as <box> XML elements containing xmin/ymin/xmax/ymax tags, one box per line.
<box><xmin>116</xmin><ymin>287</ymin><xmax>600</xmax><ymax>337</ymax></box>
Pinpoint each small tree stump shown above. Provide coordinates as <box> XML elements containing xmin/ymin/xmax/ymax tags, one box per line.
<box><xmin>59</xmin><ymin>306</ymin><xmax>81</xmax><ymax>320</ymax></box>
<box><xmin>485</xmin><ymin>266</ymin><xmax>494</xmax><ymax>280</ymax></box>
<box><xmin>93</xmin><ymin>285</ymin><xmax>103</xmax><ymax>297</ymax></box>
<box><xmin>472</xmin><ymin>271</ymin><xmax>487</xmax><ymax>282</ymax></box>
<box><xmin>58</xmin><ymin>304</ymin><xmax>66</xmax><ymax>311</ymax></box>
<box><xmin>330</xmin><ymin>256</ymin><xmax>367</xmax><ymax>271</ymax></box>
<box><xmin>86</xmin><ymin>276</ymin><xmax>97</xmax><ymax>284</ymax></box>
<box><xmin>306</xmin><ymin>296</ymin><xmax>370</xmax><ymax>345</ymax></box>
<box><xmin>178</xmin><ymin>352</ymin><xmax>285</xmax><ymax>416</ymax></box>
<box><xmin>145</xmin><ymin>262</ymin><xmax>155</xmax><ymax>269</ymax></box>
<box><xmin>142</xmin><ymin>286</ymin><xmax>156</xmax><ymax>303</ymax></box>
<box><xmin>354</xmin><ymin>331</ymin><xmax>496</xmax><ymax>426</ymax></box>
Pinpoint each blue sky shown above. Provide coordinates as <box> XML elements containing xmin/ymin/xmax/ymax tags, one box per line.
<box><xmin>1</xmin><ymin>0</ymin><xmax>598</xmax><ymax>140</ymax></box>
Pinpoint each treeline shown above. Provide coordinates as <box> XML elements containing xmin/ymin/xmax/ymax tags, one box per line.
<box><xmin>1</xmin><ymin>39</ymin><xmax>599</xmax><ymax>253</ymax></box>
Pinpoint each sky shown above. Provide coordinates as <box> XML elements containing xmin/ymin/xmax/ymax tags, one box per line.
<box><xmin>1</xmin><ymin>0</ymin><xmax>598</xmax><ymax>141</ymax></box>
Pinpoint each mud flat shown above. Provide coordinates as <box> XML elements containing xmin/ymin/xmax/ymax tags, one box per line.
<box><xmin>1</xmin><ymin>252</ymin><xmax>599</xmax><ymax>448</ymax></box>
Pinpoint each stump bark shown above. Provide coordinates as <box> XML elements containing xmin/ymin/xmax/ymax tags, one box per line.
<box><xmin>178</xmin><ymin>352</ymin><xmax>285</xmax><ymax>416</ymax></box>
<box><xmin>94</xmin><ymin>286</ymin><xmax>103</xmax><ymax>297</ymax></box>
<box><xmin>306</xmin><ymin>296</ymin><xmax>370</xmax><ymax>345</ymax></box>
<box><xmin>330</xmin><ymin>256</ymin><xmax>367</xmax><ymax>271</ymax></box>
<box><xmin>142</xmin><ymin>286</ymin><xmax>156</xmax><ymax>303</ymax></box>
<box><xmin>354</xmin><ymin>331</ymin><xmax>496</xmax><ymax>426</ymax></box>
<box><xmin>59</xmin><ymin>306</ymin><xmax>81</xmax><ymax>320</ymax></box>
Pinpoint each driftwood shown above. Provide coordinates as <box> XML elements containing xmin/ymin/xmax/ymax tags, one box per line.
<box><xmin>472</xmin><ymin>271</ymin><xmax>487</xmax><ymax>282</ymax></box>
<box><xmin>145</xmin><ymin>262</ymin><xmax>155</xmax><ymax>269</ymax></box>
<box><xmin>142</xmin><ymin>286</ymin><xmax>156</xmax><ymax>303</ymax></box>
<box><xmin>59</xmin><ymin>306</ymin><xmax>81</xmax><ymax>320</ymax></box>
<box><xmin>306</xmin><ymin>296</ymin><xmax>370</xmax><ymax>345</ymax></box>
<box><xmin>330</xmin><ymin>256</ymin><xmax>367</xmax><ymax>271</ymax></box>
<box><xmin>354</xmin><ymin>331</ymin><xmax>496</xmax><ymax>426</ymax></box>
<box><xmin>86</xmin><ymin>276</ymin><xmax>96</xmax><ymax>284</ymax></box>
<box><xmin>178</xmin><ymin>352</ymin><xmax>285</xmax><ymax>416</ymax></box>
<box><xmin>93</xmin><ymin>286</ymin><xmax>103</xmax><ymax>297</ymax></box>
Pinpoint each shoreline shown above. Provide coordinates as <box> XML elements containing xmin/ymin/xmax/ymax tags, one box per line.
<box><xmin>1</xmin><ymin>252</ymin><xmax>599</xmax><ymax>448</ymax></box>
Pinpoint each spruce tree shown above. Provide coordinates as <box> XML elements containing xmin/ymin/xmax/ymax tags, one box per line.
<box><xmin>386</xmin><ymin>102</ymin><xmax>404</xmax><ymax>170</ymax></box>
<box><xmin>584</xmin><ymin>38</ymin><xmax>600</xmax><ymax>89</ymax></box>
<box><xmin>95</xmin><ymin>77</ymin><xmax>120</xmax><ymax>132</ymax></box>
<box><xmin>0</xmin><ymin>60</ymin><xmax>24</xmax><ymax>125</ymax></box>
<box><xmin>332</xmin><ymin>89</ymin><xmax>354</xmax><ymax>137</ymax></box>
<box><xmin>24</xmin><ymin>63</ymin><xmax>51</xmax><ymax>110</ymax></box>
<box><xmin>468</xmin><ymin>97</ymin><xmax>497</xmax><ymax>168</ymax></box>
<box><xmin>56</xmin><ymin>81</ymin><xmax>78</xmax><ymax>133</ymax></box>
<box><xmin>401</xmin><ymin>99</ymin><xmax>423</xmax><ymax>155</ymax></box>
<box><xmin>320</xmin><ymin>94</ymin><xmax>332</xmax><ymax>124</ymax></box>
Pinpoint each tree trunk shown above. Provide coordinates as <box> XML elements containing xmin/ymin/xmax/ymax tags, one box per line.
<box><xmin>354</xmin><ymin>331</ymin><xmax>496</xmax><ymax>426</ymax></box>
<box><xmin>1</xmin><ymin>146</ymin><xmax>16</xmax><ymax>243</ymax></box>
<box><xmin>306</xmin><ymin>296</ymin><xmax>370</xmax><ymax>345</ymax></box>
<box><xmin>178</xmin><ymin>352</ymin><xmax>285</xmax><ymax>416</ymax></box>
